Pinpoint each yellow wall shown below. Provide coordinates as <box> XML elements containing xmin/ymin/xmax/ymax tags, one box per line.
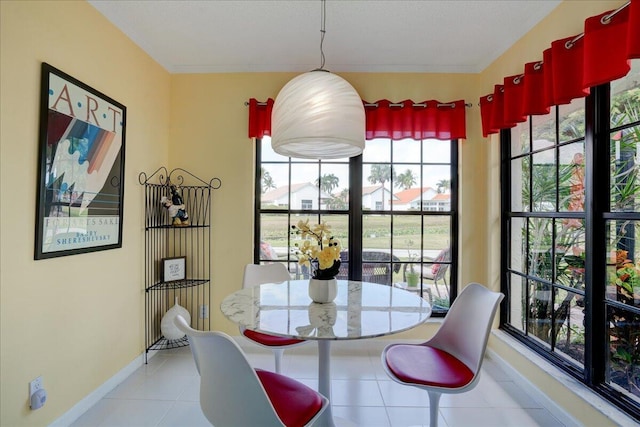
<box><xmin>0</xmin><ymin>1</ymin><xmax>170</xmax><ymax>425</ymax></box>
<box><xmin>0</xmin><ymin>0</ymin><xmax>629</xmax><ymax>425</ymax></box>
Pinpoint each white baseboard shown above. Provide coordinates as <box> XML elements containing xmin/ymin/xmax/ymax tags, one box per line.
<box><xmin>49</xmin><ymin>351</ymin><xmax>156</xmax><ymax>427</ymax></box>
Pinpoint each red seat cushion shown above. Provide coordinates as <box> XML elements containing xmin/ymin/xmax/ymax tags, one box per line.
<box><xmin>385</xmin><ymin>344</ymin><xmax>474</xmax><ymax>389</ymax></box>
<box><xmin>243</xmin><ymin>329</ymin><xmax>305</xmax><ymax>347</ymax></box>
<box><xmin>256</xmin><ymin>369</ymin><xmax>324</xmax><ymax>427</ymax></box>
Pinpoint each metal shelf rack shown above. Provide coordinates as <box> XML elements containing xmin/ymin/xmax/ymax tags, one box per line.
<box><xmin>139</xmin><ymin>167</ymin><xmax>221</xmax><ymax>361</ymax></box>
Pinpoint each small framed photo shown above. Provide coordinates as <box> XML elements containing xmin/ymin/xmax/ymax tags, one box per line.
<box><xmin>163</xmin><ymin>256</ymin><xmax>186</xmax><ymax>282</ymax></box>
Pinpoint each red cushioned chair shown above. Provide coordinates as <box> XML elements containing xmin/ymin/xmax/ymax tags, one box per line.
<box><xmin>381</xmin><ymin>283</ymin><xmax>504</xmax><ymax>427</ymax></box>
<box><xmin>174</xmin><ymin>315</ymin><xmax>328</xmax><ymax>427</ymax></box>
<box><xmin>241</xmin><ymin>263</ymin><xmax>307</xmax><ymax>373</ymax></box>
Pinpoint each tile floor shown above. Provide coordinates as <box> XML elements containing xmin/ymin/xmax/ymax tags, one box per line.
<box><xmin>70</xmin><ymin>339</ymin><xmax>566</xmax><ymax>427</ymax></box>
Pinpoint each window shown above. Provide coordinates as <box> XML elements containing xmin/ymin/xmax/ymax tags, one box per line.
<box><xmin>256</xmin><ymin>137</ymin><xmax>458</xmax><ymax>314</ymax></box>
<box><xmin>502</xmin><ymin>61</ymin><xmax>640</xmax><ymax>418</ymax></box>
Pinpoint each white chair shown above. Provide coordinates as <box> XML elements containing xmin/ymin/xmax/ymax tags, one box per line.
<box><xmin>174</xmin><ymin>315</ymin><xmax>328</xmax><ymax>427</ymax></box>
<box><xmin>241</xmin><ymin>263</ymin><xmax>307</xmax><ymax>373</ymax></box>
<box><xmin>381</xmin><ymin>283</ymin><xmax>504</xmax><ymax>427</ymax></box>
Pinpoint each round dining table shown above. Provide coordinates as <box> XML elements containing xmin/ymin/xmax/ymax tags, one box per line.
<box><xmin>220</xmin><ymin>279</ymin><xmax>431</xmax><ymax>427</ymax></box>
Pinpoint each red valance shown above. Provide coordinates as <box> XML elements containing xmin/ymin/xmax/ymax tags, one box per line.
<box><xmin>552</xmin><ymin>36</ymin><xmax>590</xmax><ymax>105</ymax></box>
<box><xmin>248</xmin><ymin>98</ymin><xmax>273</xmax><ymax>139</ymax></box>
<box><xmin>522</xmin><ymin>61</ymin><xmax>550</xmax><ymax>116</ymax></box>
<box><xmin>479</xmin><ymin>95</ymin><xmax>496</xmax><ymax>138</ymax></box>
<box><xmin>249</xmin><ymin>98</ymin><xmax>467</xmax><ymax>141</ymax></box>
<box><xmin>629</xmin><ymin>0</ymin><xmax>640</xmax><ymax>57</ymax></box>
<box><xmin>364</xmin><ymin>99</ymin><xmax>466</xmax><ymax>140</ymax></box>
<box><xmin>543</xmin><ymin>48</ymin><xmax>555</xmax><ymax>109</ymax></box>
<box><xmin>503</xmin><ymin>74</ymin><xmax>527</xmax><ymax>125</ymax></box>
<box><xmin>489</xmin><ymin>85</ymin><xmax>511</xmax><ymax>132</ymax></box>
<box><xmin>584</xmin><ymin>8</ymin><xmax>631</xmax><ymax>87</ymax></box>
<box><xmin>480</xmin><ymin>0</ymin><xmax>638</xmax><ymax>136</ymax></box>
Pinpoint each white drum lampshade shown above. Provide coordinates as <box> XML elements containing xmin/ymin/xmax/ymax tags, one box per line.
<box><xmin>271</xmin><ymin>70</ymin><xmax>365</xmax><ymax>159</ymax></box>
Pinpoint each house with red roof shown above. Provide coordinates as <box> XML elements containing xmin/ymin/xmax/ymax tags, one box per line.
<box><xmin>392</xmin><ymin>187</ymin><xmax>442</xmax><ymax>211</ymax></box>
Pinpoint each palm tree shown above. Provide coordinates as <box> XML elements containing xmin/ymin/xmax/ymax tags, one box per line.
<box><xmin>436</xmin><ymin>179</ymin><xmax>451</xmax><ymax>194</ymax></box>
<box><xmin>315</xmin><ymin>173</ymin><xmax>340</xmax><ymax>195</ymax></box>
<box><xmin>261</xmin><ymin>167</ymin><xmax>276</xmax><ymax>194</ymax></box>
<box><xmin>338</xmin><ymin>188</ymin><xmax>349</xmax><ymax>202</ymax></box>
<box><xmin>368</xmin><ymin>164</ymin><xmax>395</xmax><ymax>210</ymax></box>
<box><xmin>395</xmin><ymin>169</ymin><xmax>417</xmax><ymax>190</ymax></box>
<box><xmin>325</xmin><ymin>195</ymin><xmax>347</xmax><ymax>209</ymax></box>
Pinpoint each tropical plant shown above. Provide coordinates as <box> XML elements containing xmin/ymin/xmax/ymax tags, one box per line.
<box><xmin>395</xmin><ymin>169</ymin><xmax>416</xmax><ymax>190</ymax></box>
<box><xmin>315</xmin><ymin>173</ymin><xmax>340</xmax><ymax>195</ymax></box>
<box><xmin>324</xmin><ymin>195</ymin><xmax>347</xmax><ymax>210</ymax></box>
<box><xmin>404</xmin><ymin>239</ymin><xmax>420</xmax><ymax>287</ymax></box>
<box><xmin>606</xmin><ymin>86</ymin><xmax>640</xmax><ymax>400</ymax></box>
<box><xmin>436</xmin><ymin>179</ymin><xmax>451</xmax><ymax>194</ymax></box>
<box><xmin>521</xmin><ymin>109</ymin><xmax>588</xmax><ymax>353</ymax></box>
<box><xmin>261</xmin><ymin>167</ymin><xmax>276</xmax><ymax>194</ymax></box>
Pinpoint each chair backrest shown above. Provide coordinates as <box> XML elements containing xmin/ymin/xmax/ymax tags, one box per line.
<box><xmin>243</xmin><ymin>263</ymin><xmax>291</xmax><ymax>289</ymax></box>
<box><xmin>173</xmin><ymin>315</ymin><xmax>285</xmax><ymax>426</ymax></box>
<box><xmin>430</xmin><ymin>247</ymin><xmax>450</xmax><ymax>277</ymax></box>
<box><xmin>433</xmin><ymin>262</ymin><xmax>449</xmax><ymax>281</ymax></box>
<box><xmin>427</xmin><ymin>283</ymin><xmax>504</xmax><ymax>376</ymax></box>
<box><xmin>336</xmin><ymin>250</ymin><xmax>401</xmax><ymax>283</ymax></box>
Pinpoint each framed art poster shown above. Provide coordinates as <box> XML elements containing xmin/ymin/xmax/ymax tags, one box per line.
<box><xmin>34</xmin><ymin>63</ymin><xmax>127</xmax><ymax>259</ymax></box>
<box><xmin>163</xmin><ymin>257</ymin><xmax>186</xmax><ymax>282</ymax></box>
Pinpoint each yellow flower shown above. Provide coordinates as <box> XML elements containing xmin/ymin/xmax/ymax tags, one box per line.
<box><xmin>298</xmin><ymin>254</ymin><xmax>310</xmax><ymax>267</ymax></box>
<box><xmin>318</xmin><ymin>248</ymin><xmax>336</xmax><ymax>269</ymax></box>
<box><xmin>314</xmin><ymin>221</ymin><xmax>331</xmax><ymax>235</ymax></box>
<box><xmin>296</xmin><ymin>219</ymin><xmax>311</xmax><ymax>238</ymax></box>
<box><xmin>292</xmin><ymin>219</ymin><xmax>342</xmax><ymax>278</ymax></box>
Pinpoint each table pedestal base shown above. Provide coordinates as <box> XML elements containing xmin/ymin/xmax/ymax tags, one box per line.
<box><xmin>315</xmin><ymin>340</ymin><xmax>357</xmax><ymax>427</ymax></box>
<box><xmin>316</xmin><ymin>340</ymin><xmax>334</xmax><ymax>426</ymax></box>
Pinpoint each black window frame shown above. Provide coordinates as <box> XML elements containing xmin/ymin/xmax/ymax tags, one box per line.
<box><xmin>255</xmin><ymin>137</ymin><xmax>459</xmax><ymax>316</ymax></box>
<box><xmin>501</xmin><ymin>83</ymin><xmax>640</xmax><ymax>420</ymax></box>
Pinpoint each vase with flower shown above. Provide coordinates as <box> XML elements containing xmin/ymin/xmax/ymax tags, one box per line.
<box><xmin>293</xmin><ymin>219</ymin><xmax>341</xmax><ymax>303</ymax></box>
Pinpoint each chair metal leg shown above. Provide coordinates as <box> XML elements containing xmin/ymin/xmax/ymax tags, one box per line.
<box><xmin>433</xmin><ymin>281</ymin><xmax>443</xmax><ymax>298</ymax></box>
<box><xmin>442</xmin><ymin>276</ymin><xmax>449</xmax><ymax>298</ymax></box>
<box><xmin>428</xmin><ymin>391</ymin><xmax>441</xmax><ymax>427</ymax></box>
<box><xmin>426</xmin><ymin>287</ymin><xmax>434</xmax><ymax>304</ymax></box>
<box><xmin>273</xmin><ymin>348</ymin><xmax>285</xmax><ymax>374</ymax></box>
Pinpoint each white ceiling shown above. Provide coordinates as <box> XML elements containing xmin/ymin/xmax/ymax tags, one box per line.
<box><xmin>88</xmin><ymin>0</ymin><xmax>561</xmax><ymax>74</ymax></box>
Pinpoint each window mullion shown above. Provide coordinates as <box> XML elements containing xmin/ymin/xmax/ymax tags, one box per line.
<box><xmin>254</xmin><ymin>140</ymin><xmax>263</xmax><ymax>263</ymax></box>
<box><xmin>500</xmin><ymin>130</ymin><xmax>511</xmax><ymax>325</ymax></box>
<box><xmin>349</xmin><ymin>154</ymin><xmax>363</xmax><ymax>280</ymax></box>
<box><xmin>584</xmin><ymin>84</ymin><xmax>610</xmax><ymax>386</ymax></box>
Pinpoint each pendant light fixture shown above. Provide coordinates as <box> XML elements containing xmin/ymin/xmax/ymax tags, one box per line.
<box><xmin>271</xmin><ymin>0</ymin><xmax>365</xmax><ymax>159</ymax></box>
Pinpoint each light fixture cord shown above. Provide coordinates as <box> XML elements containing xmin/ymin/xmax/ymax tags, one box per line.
<box><xmin>319</xmin><ymin>0</ymin><xmax>326</xmax><ymax>69</ymax></box>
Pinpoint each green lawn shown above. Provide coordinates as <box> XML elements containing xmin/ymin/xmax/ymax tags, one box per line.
<box><xmin>260</xmin><ymin>213</ymin><xmax>451</xmax><ymax>260</ymax></box>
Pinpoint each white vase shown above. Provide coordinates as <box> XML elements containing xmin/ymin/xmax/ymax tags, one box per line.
<box><xmin>308</xmin><ymin>278</ymin><xmax>338</xmax><ymax>303</ymax></box>
<box><xmin>161</xmin><ymin>297</ymin><xmax>191</xmax><ymax>340</ymax></box>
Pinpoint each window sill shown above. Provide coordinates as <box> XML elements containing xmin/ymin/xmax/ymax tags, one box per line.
<box><xmin>489</xmin><ymin>330</ymin><xmax>636</xmax><ymax>427</ymax></box>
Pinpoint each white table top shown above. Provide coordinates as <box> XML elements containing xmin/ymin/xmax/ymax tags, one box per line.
<box><xmin>220</xmin><ymin>280</ymin><xmax>432</xmax><ymax>340</ymax></box>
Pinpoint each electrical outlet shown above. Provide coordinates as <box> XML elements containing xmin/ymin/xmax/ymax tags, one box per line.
<box><xmin>199</xmin><ymin>304</ymin><xmax>209</xmax><ymax>319</ymax></box>
<box><xmin>29</xmin><ymin>376</ymin><xmax>42</xmax><ymax>397</ymax></box>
